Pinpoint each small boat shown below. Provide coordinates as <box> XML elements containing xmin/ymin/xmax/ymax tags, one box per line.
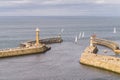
<box><xmin>81</xmin><ymin>32</ymin><xmax>84</xmax><ymax>38</ymax></box>
<box><xmin>75</xmin><ymin>36</ymin><xmax>78</xmax><ymax>43</ymax></box>
<box><xmin>59</xmin><ymin>29</ymin><xmax>64</xmax><ymax>36</ymax></box>
<box><xmin>103</xmin><ymin>50</ymin><xmax>108</xmax><ymax>53</ymax></box>
<box><xmin>78</xmin><ymin>32</ymin><xmax>82</xmax><ymax>39</ymax></box>
<box><xmin>61</xmin><ymin>29</ymin><xmax>64</xmax><ymax>33</ymax></box>
<box><xmin>113</xmin><ymin>27</ymin><xmax>116</xmax><ymax>33</ymax></box>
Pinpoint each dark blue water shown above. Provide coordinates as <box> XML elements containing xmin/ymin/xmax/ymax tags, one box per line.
<box><xmin>0</xmin><ymin>16</ymin><xmax>120</xmax><ymax>80</ymax></box>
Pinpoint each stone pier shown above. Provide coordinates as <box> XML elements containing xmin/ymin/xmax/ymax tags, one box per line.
<box><xmin>80</xmin><ymin>46</ymin><xmax>120</xmax><ymax>74</ymax></box>
<box><xmin>80</xmin><ymin>36</ymin><xmax>120</xmax><ymax>74</ymax></box>
<box><xmin>93</xmin><ymin>38</ymin><xmax>120</xmax><ymax>54</ymax></box>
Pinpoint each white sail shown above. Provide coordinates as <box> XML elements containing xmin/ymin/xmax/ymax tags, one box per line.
<box><xmin>61</xmin><ymin>29</ymin><xmax>64</xmax><ymax>33</ymax></box>
<box><xmin>82</xmin><ymin>32</ymin><xmax>84</xmax><ymax>38</ymax></box>
<box><xmin>59</xmin><ymin>28</ymin><xmax>64</xmax><ymax>37</ymax></box>
<box><xmin>113</xmin><ymin>27</ymin><xmax>116</xmax><ymax>33</ymax></box>
<box><xmin>78</xmin><ymin>32</ymin><xmax>82</xmax><ymax>39</ymax></box>
<box><xmin>75</xmin><ymin>36</ymin><xmax>78</xmax><ymax>43</ymax></box>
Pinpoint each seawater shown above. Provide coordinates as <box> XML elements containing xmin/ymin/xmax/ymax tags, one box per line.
<box><xmin>0</xmin><ymin>16</ymin><xmax>120</xmax><ymax>80</ymax></box>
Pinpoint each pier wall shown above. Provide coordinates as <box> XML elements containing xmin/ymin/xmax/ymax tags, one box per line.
<box><xmin>29</xmin><ymin>37</ymin><xmax>63</xmax><ymax>44</ymax></box>
<box><xmin>93</xmin><ymin>38</ymin><xmax>120</xmax><ymax>54</ymax></box>
<box><xmin>80</xmin><ymin>46</ymin><xmax>120</xmax><ymax>74</ymax></box>
<box><xmin>20</xmin><ymin>37</ymin><xmax>63</xmax><ymax>48</ymax></box>
<box><xmin>40</xmin><ymin>37</ymin><xmax>63</xmax><ymax>44</ymax></box>
<box><xmin>93</xmin><ymin>38</ymin><xmax>119</xmax><ymax>50</ymax></box>
<box><xmin>0</xmin><ymin>45</ymin><xmax>50</xmax><ymax>57</ymax></box>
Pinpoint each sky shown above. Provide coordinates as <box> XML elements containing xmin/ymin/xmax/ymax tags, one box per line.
<box><xmin>0</xmin><ymin>0</ymin><xmax>120</xmax><ymax>16</ymax></box>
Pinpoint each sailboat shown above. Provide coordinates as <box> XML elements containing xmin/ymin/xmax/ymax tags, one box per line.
<box><xmin>78</xmin><ymin>32</ymin><xmax>82</xmax><ymax>39</ymax></box>
<box><xmin>75</xmin><ymin>36</ymin><xmax>78</xmax><ymax>43</ymax></box>
<box><xmin>81</xmin><ymin>32</ymin><xmax>84</xmax><ymax>38</ymax></box>
<box><xmin>113</xmin><ymin>27</ymin><xmax>116</xmax><ymax>33</ymax></box>
<box><xmin>59</xmin><ymin>29</ymin><xmax>64</xmax><ymax>37</ymax></box>
<box><xmin>61</xmin><ymin>29</ymin><xmax>64</xmax><ymax>33</ymax></box>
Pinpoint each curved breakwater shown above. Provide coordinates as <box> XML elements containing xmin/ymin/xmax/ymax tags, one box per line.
<box><xmin>80</xmin><ymin>46</ymin><xmax>120</xmax><ymax>74</ymax></box>
<box><xmin>80</xmin><ymin>37</ymin><xmax>120</xmax><ymax>74</ymax></box>
<box><xmin>93</xmin><ymin>38</ymin><xmax>120</xmax><ymax>54</ymax></box>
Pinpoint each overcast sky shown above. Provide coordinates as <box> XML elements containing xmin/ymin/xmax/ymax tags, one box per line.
<box><xmin>0</xmin><ymin>0</ymin><xmax>120</xmax><ymax>16</ymax></box>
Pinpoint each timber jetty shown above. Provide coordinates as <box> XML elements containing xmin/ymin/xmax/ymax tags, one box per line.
<box><xmin>0</xmin><ymin>28</ymin><xmax>63</xmax><ymax>58</ymax></box>
<box><xmin>80</xmin><ymin>35</ymin><xmax>120</xmax><ymax>74</ymax></box>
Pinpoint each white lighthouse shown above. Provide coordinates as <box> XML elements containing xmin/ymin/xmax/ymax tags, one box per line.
<box><xmin>90</xmin><ymin>36</ymin><xmax>93</xmax><ymax>47</ymax></box>
<box><xmin>90</xmin><ymin>34</ymin><xmax>96</xmax><ymax>47</ymax></box>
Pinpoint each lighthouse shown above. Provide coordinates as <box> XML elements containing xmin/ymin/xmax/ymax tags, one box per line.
<box><xmin>90</xmin><ymin>36</ymin><xmax>93</xmax><ymax>47</ymax></box>
<box><xmin>90</xmin><ymin>34</ymin><xmax>96</xmax><ymax>47</ymax></box>
<box><xmin>36</xmin><ymin>28</ymin><xmax>40</xmax><ymax>46</ymax></box>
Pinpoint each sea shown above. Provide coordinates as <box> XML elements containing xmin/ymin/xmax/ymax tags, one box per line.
<box><xmin>0</xmin><ymin>16</ymin><xmax>120</xmax><ymax>80</ymax></box>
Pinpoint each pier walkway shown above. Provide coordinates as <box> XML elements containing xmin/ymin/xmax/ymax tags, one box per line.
<box><xmin>93</xmin><ymin>38</ymin><xmax>120</xmax><ymax>54</ymax></box>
